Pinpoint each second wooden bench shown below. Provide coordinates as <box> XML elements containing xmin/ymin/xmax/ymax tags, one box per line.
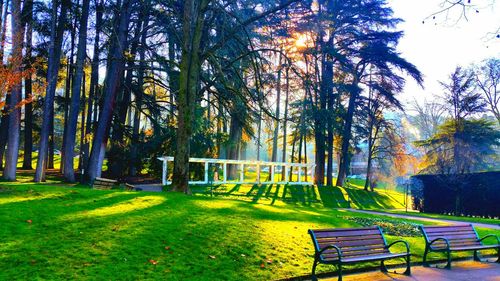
<box><xmin>420</xmin><ymin>224</ymin><xmax>500</xmax><ymax>269</ymax></box>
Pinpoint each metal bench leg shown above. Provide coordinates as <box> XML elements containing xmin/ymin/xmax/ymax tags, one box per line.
<box><xmin>474</xmin><ymin>250</ymin><xmax>481</xmax><ymax>262</ymax></box>
<box><xmin>380</xmin><ymin>260</ymin><xmax>388</xmax><ymax>273</ymax></box>
<box><xmin>311</xmin><ymin>257</ymin><xmax>318</xmax><ymax>281</ymax></box>
<box><xmin>337</xmin><ymin>263</ymin><xmax>343</xmax><ymax>281</ymax></box>
<box><xmin>423</xmin><ymin>246</ymin><xmax>430</xmax><ymax>267</ymax></box>
<box><xmin>404</xmin><ymin>254</ymin><xmax>411</xmax><ymax>276</ymax></box>
<box><xmin>445</xmin><ymin>249</ymin><xmax>452</xmax><ymax>269</ymax></box>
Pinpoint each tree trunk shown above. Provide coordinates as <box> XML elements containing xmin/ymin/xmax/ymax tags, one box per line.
<box><xmin>78</xmin><ymin>71</ymin><xmax>86</xmax><ymax>170</ymax></box>
<box><xmin>171</xmin><ymin>0</ymin><xmax>208</xmax><ymax>193</ymax></box>
<box><xmin>0</xmin><ymin>96</ymin><xmax>8</xmax><ymax>170</ymax></box>
<box><xmin>0</xmin><ymin>0</ymin><xmax>9</xmax><ymax>170</ymax></box>
<box><xmin>22</xmin><ymin>0</ymin><xmax>33</xmax><ymax>170</ymax></box>
<box><xmin>61</xmin><ymin>15</ymin><xmax>77</xmax><ymax>173</ymax></box>
<box><xmin>271</xmin><ymin>63</ymin><xmax>281</xmax><ymax>162</ymax></box>
<box><xmin>2</xmin><ymin>0</ymin><xmax>24</xmax><ymax>180</ymax></box>
<box><xmin>336</xmin><ymin>84</ymin><xmax>359</xmax><ymax>187</ymax></box>
<box><xmin>0</xmin><ymin>0</ymin><xmax>9</xmax><ymax>63</ymax></box>
<box><xmin>109</xmin><ymin>13</ymin><xmax>143</xmax><ymax>177</ymax></box>
<box><xmin>63</xmin><ymin>0</ymin><xmax>90</xmax><ymax>182</ymax></box>
<box><xmin>34</xmin><ymin>0</ymin><xmax>70</xmax><ymax>182</ymax></box>
<box><xmin>281</xmin><ymin>66</ymin><xmax>289</xmax><ymax>178</ymax></box>
<box><xmin>226</xmin><ymin>109</ymin><xmax>243</xmax><ymax>179</ymax></box>
<box><xmin>256</xmin><ymin>108</ymin><xmax>262</xmax><ymax>161</ymax></box>
<box><xmin>81</xmin><ymin>0</ymin><xmax>103</xmax><ymax>177</ymax></box>
<box><xmin>130</xmin><ymin>11</ymin><xmax>149</xmax><ymax>177</ymax></box>
<box><xmin>86</xmin><ymin>0</ymin><xmax>132</xmax><ymax>183</ymax></box>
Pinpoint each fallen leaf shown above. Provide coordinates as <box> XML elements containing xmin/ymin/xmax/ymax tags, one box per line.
<box><xmin>209</xmin><ymin>255</ymin><xmax>216</xmax><ymax>259</ymax></box>
<box><xmin>149</xmin><ymin>259</ymin><xmax>158</xmax><ymax>265</ymax></box>
<box><xmin>165</xmin><ymin>246</ymin><xmax>171</xmax><ymax>250</ymax></box>
<box><xmin>26</xmin><ymin>220</ymin><xmax>32</xmax><ymax>224</ymax></box>
<box><xmin>266</xmin><ymin>259</ymin><xmax>273</xmax><ymax>264</ymax></box>
<box><xmin>260</xmin><ymin>263</ymin><xmax>265</xmax><ymax>268</ymax></box>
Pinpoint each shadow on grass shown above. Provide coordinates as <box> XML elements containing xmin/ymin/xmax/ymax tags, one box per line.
<box><xmin>345</xmin><ymin>187</ymin><xmax>402</xmax><ymax>209</ymax></box>
<box><xmin>316</xmin><ymin>186</ymin><xmax>349</xmax><ymax>208</ymax></box>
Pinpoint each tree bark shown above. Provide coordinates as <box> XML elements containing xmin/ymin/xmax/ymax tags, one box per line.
<box><xmin>34</xmin><ymin>0</ymin><xmax>70</xmax><ymax>182</ymax></box>
<box><xmin>336</xmin><ymin>83</ymin><xmax>359</xmax><ymax>187</ymax></box>
<box><xmin>271</xmin><ymin>62</ymin><xmax>281</xmax><ymax>162</ymax></box>
<box><xmin>109</xmin><ymin>12</ymin><xmax>143</xmax><ymax>177</ymax></box>
<box><xmin>0</xmin><ymin>0</ymin><xmax>9</xmax><ymax>170</ymax></box>
<box><xmin>281</xmin><ymin>66</ymin><xmax>289</xmax><ymax>178</ymax></box>
<box><xmin>81</xmin><ymin>0</ymin><xmax>103</xmax><ymax>177</ymax></box>
<box><xmin>129</xmin><ymin>10</ymin><xmax>149</xmax><ymax>176</ymax></box>
<box><xmin>63</xmin><ymin>0</ymin><xmax>90</xmax><ymax>182</ymax></box>
<box><xmin>86</xmin><ymin>0</ymin><xmax>132</xmax><ymax>183</ymax></box>
<box><xmin>61</xmin><ymin>14</ymin><xmax>77</xmax><ymax>173</ymax></box>
<box><xmin>2</xmin><ymin>0</ymin><xmax>24</xmax><ymax>180</ymax></box>
<box><xmin>171</xmin><ymin>0</ymin><xmax>208</xmax><ymax>193</ymax></box>
<box><xmin>226</xmin><ymin>108</ymin><xmax>243</xmax><ymax>179</ymax></box>
<box><xmin>0</xmin><ymin>96</ymin><xmax>9</xmax><ymax>170</ymax></box>
<box><xmin>21</xmin><ymin>0</ymin><xmax>33</xmax><ymax>170</ymax></box>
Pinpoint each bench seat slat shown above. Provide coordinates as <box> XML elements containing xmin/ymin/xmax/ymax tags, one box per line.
<box><xmin>423</xmin><ymin>225</ymin><xmax>473</xmax><ymax>233</ymax></box>
<box><xmin>313</xmin><ymin>229</ymin><xmax>381</xmax><ymax>238</ymax></box>
<box><xmin>317</xmin><ymin>234</ymin><xmax>382</xmax><ymax>243</ymax></box>
<box><xmin>323</xmin><ymin>248</ymin><xmax>388</xmax><ymax>257</ymax></box>
<box><xmin>323</xmin><ymin>252</ymin><xmax>408</xmax><ymax>263</ymax></box>
<box><xmin>427</xmin><ymin>234</ymin><xmax>479</xmax><ymax>240</ymax></box>
<box><xmin>318</xmin><ymin>238</ymin><xmax>385</xmax><ymax>249</ymax></box>
<box><xmin>426</xmin><ymin>230</ymin><xmax>476</xmax><ymax>237</ymax></box>
<box><xmin>450</xmin><ymin>244</ymin><xmax>500</xmax><ymax>251</ymax></box>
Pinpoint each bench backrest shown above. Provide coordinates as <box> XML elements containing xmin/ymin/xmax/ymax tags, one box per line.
<box><xmin>419</xmin><ymin>224</ymin><xmax>481</xmax><ymax>249</ymax></box>
<box><xmin>308</xmin><ymin>226</ymin><xmax>389</xmax><ymax>260</ymax></box>
<box><xmin>93</xmin><ymin>177</ymin><xmax>118</xmax><ymax>190</ymax></box>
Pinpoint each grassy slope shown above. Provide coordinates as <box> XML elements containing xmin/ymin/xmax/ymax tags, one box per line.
<box><xmin>191</xmin><ymin>182</ymin><xmax>406</xmax><ymax>210</ymax></box>
<box><xmin>1</xmin><ymin>182</ymin><xmax>498</xmax><ymax>281</ymax></box>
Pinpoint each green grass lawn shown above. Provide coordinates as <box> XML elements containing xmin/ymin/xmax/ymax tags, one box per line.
<box><xmin>378</xmin><ymin>209</ymin><xmax>500</xmax><ymax>225</ymax></box>
<box><xmin>1</xmin><ymin>181</ymin><xmax>498</xmax><ymax>280</ymax></box>
<box><xmin>190</xmin><ymin>182</ymin><xmax>406</xmax><ymax>210</ymax></box>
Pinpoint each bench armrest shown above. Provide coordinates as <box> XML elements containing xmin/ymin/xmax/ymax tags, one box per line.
<box><xmin>317</xmin><ymin>244</ymin><xmax>343</xmax><ymax>261</ymax></box>
<box><xmin>429</xmin><ymin>237</ymin><xmax>450</xmax><ymax>250</ymax></box>
<box><xmin>386</xmin><ymin>240</ymin><xmax>410</xmax><ymax>254</ymax></box>
<box><xmin>478</xmin><ymin>234</ymin><xmax>500</xmax><ymax>244</ymax></box>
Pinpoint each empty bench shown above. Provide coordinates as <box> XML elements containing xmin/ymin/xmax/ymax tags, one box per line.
<box><xmin>308</xmin><ymin>226</ymin><xmax>411</xmax><ymax>281</ymax></box>
<box><xmin>420</xmin><ymin>224</ymin><xmax>500</xmax><ymax>269</ymax></box>
<box><xmin>92</xmin><ymin>177</ymin><xmax>118</xmax><ymax>190</ymax></box>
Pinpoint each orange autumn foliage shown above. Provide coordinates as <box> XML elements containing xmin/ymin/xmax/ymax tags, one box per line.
<box><xmin>0</xmin><ymin>55</ymin><xmax>37</xmax><ymax>111</ymax></box>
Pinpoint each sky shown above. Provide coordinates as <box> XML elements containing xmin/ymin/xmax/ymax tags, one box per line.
<box><xmin>388</xmin><ymin>0</ymin><xmax>500</xmax><ymax>106</ymax></box>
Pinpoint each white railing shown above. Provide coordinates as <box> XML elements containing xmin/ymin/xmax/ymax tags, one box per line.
<box><xmin>158</xmin><ymin>156</ymin><xmax>316</xmax><ymax>186</ymax></box>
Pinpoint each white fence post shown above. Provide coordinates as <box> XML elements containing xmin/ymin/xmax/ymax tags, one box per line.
<box><xmin>162</xmin><ymin>158</ymin><xmax>167</xmax><ymax>185</ymax></box>
<box><xmin>204</xmin><ymin>161</ymin><xmax>209</xmax><ymax>184</ymax></box>
<box><xmin>240</xmin><ymin>164</ymin><xmax>244</xmax><ymax>182</ymax></box>
<box><xmin>223</xmin><ymin>162</ymin><xmax>227</xmax><ymax>183</ymax></box>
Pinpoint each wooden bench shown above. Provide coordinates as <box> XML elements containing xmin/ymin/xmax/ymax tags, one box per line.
<box><xmin>308</xmin><ymin>226</ymin><xmax>411</xmax><ymax>281</ymax></box>
<box><xmin>92</xmin><ymin>177</ymin><xmax>118</xmax><ymax>190</ymax></box>
<box><xmin>420</xmin><ymin>224</ymin><xmax>500</xmax><ymax>269</ymax></box>
<box><xmin>125</xmin><ymin>183</ymin><xmax>136</xmax><ymax>191</ymax></box>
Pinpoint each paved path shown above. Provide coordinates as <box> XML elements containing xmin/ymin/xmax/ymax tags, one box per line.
<box><xmin>132</xmin><ymin>184</ymin><xmax>163</xmax><ymax>192</ymax></box>
<box><xmin>319</xmin><ymin>261</ymin><xmax>500</xmax><ymax>281</ymax></box>
<box><xmin>341</xmin><ymin>209</ymin><xmax>500</xmax><ymax>230</ymax></box>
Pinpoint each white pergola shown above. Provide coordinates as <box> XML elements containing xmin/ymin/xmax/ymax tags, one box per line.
<box><xmin>158</xmin><ymin>156</ymin><xmax>315</xmax><ymax>186</ymax></box>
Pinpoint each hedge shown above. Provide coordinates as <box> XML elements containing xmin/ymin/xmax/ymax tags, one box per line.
<box><xmin>411</xmin><ymin>171</ymin><xmax>500</xmax><ymax>218</ymax></box>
